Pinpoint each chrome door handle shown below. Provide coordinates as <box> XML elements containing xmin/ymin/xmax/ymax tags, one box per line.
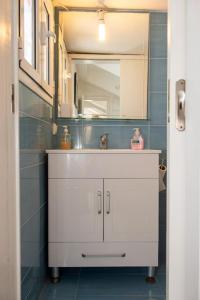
<box><xmin>176</xmin><ymin>79</ymin><xmax>186</xmax><ymax>131</ymax></box>
<box><xmin>106</xmin><ymin>191</ymin><xmax>111</xmax><ymax>214</ymax></box>
<box><xmin>97</xmin><ymin>191</ymin><xmax>102</xmax><ymax>214</ymax></box>
<box><xmin>82</xmin><ymin>253</ymin><xmax>126</xmax><ymax>258</ymax></box>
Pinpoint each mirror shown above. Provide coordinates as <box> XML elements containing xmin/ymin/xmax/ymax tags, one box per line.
<box><xmin>57</xmin><ymin>12</ymin><xmax>149</xmax><ymax>119</ymax></box>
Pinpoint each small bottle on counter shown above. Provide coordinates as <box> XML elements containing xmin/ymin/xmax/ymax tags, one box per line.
<box><xmin>60</xmin><ymin>126</ymin><xmax>72</xmax><ymax>150</ymax></box>
<box><xmin>131</xmin><ymin>128</ymin><xmax>144</xmax><ymax>150</ymax></box>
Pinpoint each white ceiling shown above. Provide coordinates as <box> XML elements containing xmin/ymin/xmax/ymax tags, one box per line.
<box><xmin>61</xmin><ymin>12</ymin><xmax>150</xmax><ymax>54</ymax></box>
<box><xmin>53</xmin><ymin>0</ymin><xmax>167</xmax><ymax>11</ymax></box>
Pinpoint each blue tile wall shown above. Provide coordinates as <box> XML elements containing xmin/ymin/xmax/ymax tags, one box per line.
<box><xmin>20</xmin><ymin>83</ymin><xmax>53</xmax><ymax>299</ymax></box>
<box><xmin>55</xmin><ymin>13</ymin><xmax>167</xmax><ymax>263</ymax></box>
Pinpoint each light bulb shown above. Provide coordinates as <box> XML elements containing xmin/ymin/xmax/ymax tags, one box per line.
<box><xmin>98</xmin><ymin>10</ymin><xmax>106</xmax><ymax>41</ymax></box>
<box><xmin>98</xmin><ymin>20</ymin><xmax>106</xmax><ymax>41</ymax></box>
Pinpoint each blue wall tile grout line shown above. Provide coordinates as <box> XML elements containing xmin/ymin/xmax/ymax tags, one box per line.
<box><xmin>20</xmin><ymin>161</ymin><xmax>46</xmax><ymax>171</ymax></box>
<box><xmin>20</xmin><ymin>201</ymin><xmax>47</xmax><ymax>228</ymax></box>
<box><xmin>20</xmin><ymin>111</ymin><xmax>53</xmax><ymax>126</ymax></box>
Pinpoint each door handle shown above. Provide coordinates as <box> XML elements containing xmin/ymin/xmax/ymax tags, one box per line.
<box><xmin>106</xmin><ymin>191</ymin><xmax>111</xmax><ymax>214</ymax></box>
<box><xmin>97</xmin><ymin>191</ymin><xmax>102</xmax><ymax>214</ymax></box>
<box><xmin>176</xmin><ymin>79</ymin><xmax>186</xmax><ymax>131</ymax></box>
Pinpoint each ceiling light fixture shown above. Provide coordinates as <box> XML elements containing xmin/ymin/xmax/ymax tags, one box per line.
<box><xmin>98</xmin><ymin>9</ymin><xmax>106</xmax><ymax>41</ymax></box>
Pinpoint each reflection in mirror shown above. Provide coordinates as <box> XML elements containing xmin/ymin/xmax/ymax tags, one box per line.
<box><xmin>74</xmin><ymin>60</ymin><xmax>120</xmax><ymax>117</ymax></box>
<box><xmin>71</xmin><ymin>57</ymin><xmax>148</xmax><ymax>119</ymax></box>
<box><xmin>57</xmin><ymin>12</ymin><xmax>149</xmax><ymax>120</ymax></box>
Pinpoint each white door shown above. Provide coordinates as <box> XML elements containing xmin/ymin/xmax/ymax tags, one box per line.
<box><xmin>49</xmin><ymin>179</ymin><xmax>103</xmax><ymax>242</ymax></box>
<box><xmin>168</xmin><ymin>1</ymin><xmax>200</xmax><ymax>299</ymax></box>
<box><xmin>104</xmin><ymin>179</ymin><xmax>158</xmax><ymax>242</ymax></box>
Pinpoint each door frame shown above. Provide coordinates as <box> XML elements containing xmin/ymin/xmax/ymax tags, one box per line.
<box><xmin>0</xmin><ymin>0</ymin><xmax>20</xmax><ymax>299</ymax></box>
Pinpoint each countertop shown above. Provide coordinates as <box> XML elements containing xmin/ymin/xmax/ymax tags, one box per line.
<box><xmin>46</xmin><ymin>149</ymin><xmax>161</xmax><ymax>154</ymax></box>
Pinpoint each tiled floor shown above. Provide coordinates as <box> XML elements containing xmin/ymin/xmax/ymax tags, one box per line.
<box><xmin>39</xmin><ymin>265</ymin><xmax>166</xmax><ymax>300</ymax></box>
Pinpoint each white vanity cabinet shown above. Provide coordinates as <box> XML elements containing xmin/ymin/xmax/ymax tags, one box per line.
<box><xmin>47</xmin><ymin>149</ymin><xmax>161</xmax><ymax>274</ymax></box>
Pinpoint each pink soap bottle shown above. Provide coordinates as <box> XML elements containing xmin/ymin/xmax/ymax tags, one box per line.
<box><xmin>131</xmin><ymin>128</ymin><xmax>144</xmax><ymax>150</ymax></box>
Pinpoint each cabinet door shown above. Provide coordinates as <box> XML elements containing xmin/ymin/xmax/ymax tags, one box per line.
<box><xmin>104</xmin><ymin>179</ymin><xmax>158</xmax><ymax>242</ymax></box>
<box><xmin>49</xmin><ymin>179</ymin><xmax>103</xmax><ymax>242</ymax></box>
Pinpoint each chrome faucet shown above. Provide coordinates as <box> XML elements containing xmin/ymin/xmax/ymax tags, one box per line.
<box><xmin>99</xmin><ymin>134</ymin><xmax>109</xmax><ymax>149</ymax></box>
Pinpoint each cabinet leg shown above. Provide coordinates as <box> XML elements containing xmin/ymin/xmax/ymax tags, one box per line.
<box><xmin>51</xmin><ymin>267</ymin><xmax>60</xmax><ymax>283</ymax></box>
<box><xmin>146</xmin><ymin>266</ymin><xmax>156</xmax><ymax>283</ymax></box>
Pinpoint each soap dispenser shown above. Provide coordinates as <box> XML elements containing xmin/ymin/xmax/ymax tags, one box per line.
<box><xmin>60</xmin><ymin>126</ymin><xmax>72</xmax><ymax>150</ymax></box>
<box><xmin>131</xmin><ymin>128</ymin><xmax>144</xmax><ymax>150</ymax></box>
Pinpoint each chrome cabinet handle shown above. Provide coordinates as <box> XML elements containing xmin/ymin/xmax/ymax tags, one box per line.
<box><xmin>106</xmin><ymin>191</ymin><xmax>111</xmax><ymax>214</ymax></box>
<box><xmin>97</xmin><ymin>191</ymin><xmax>102</xmax><ymax>214</ymax></box>
<box><xmin>176</xmin><ymin>79</ymin><xmax>186</xmax><ymax>131</ymax></box>
<box><xmin>82</xmin><ymin>253</ymin><xmax>126</xmax><ymax>258</ymax></box>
